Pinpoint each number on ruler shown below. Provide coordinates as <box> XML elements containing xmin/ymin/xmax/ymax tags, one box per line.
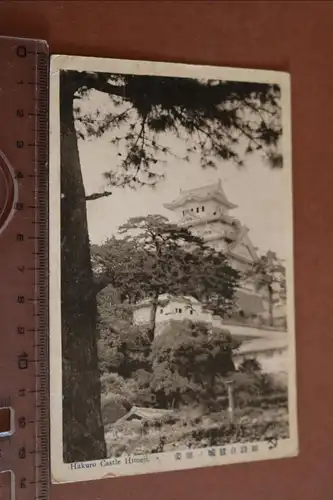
<box><xmin>17</xmin><ymin>352</ymin><xmax>28</xmax><ymax>370</ymax></box>
<box><xmin>20</xmin><ymin>477</ymin><xmax>27</xmax><ymax>489</ymax></box>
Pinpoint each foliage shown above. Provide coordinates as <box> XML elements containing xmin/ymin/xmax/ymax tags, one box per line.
<box><xmin>150</xmin><ymin>320</ymin><xmax>238</xmax><ymax>408</ymax></box>
<box><xmin>100</xmin><ymin>371</ymin><xmax>155</xmax><ymax>428</ymax></box>
<box><xmin>72</xmin><ymin>72</ymin><xmax>284</xmax><ymax>194</ymax></box>
<box><xmin>228</xmin><ymin>369</ymin><xmax>287</xmax><ymax>410</ymax></box>
<box><xmin>248</xmin><ymin>250</ymin><xmax>286</xmax><ymax>325</ymax></box>
<box><xmin>252</xmin><ymin>250</ymin><xmax>286</xmax><ymax>295</ymax></box>
<box><xmin>60</xmin><ymin>68</ymin><xmax>284</xmax><ymax>460</ymax></box>
<box><xmin>95</xmin><ymin>215</ymin><xmax>240</xmax><ymax>339</ymax></box>
<box><xmin>189</xmin><ymin>245</ymin><xmax>240</xmax><ymax>317</ymax></box>
<box><xmin>238</xmin><ymin>358</ymin><xmax>263</xmax><ymax>374</ymax></box>
<box><xmin>91</xmin><ymin>238</ymin><xmax>147</xmax><ymax>302</ymax></box>
<box><xmin>96</xmin><ymin>265</ymin><xmax>288</xmax><ymax>452</ymax></box>
<box><xmin>105</xmin><ymin>406</ymin><xmax>289</xmax><ymax>457</ymax></box>
<box><xmin>117</xmin><ymin>214</ymin><xmax>207</xmax><ymax>306</ymax></box>
<box><xmin>96</xmin><ymin>284</ymin><xmax>152</xmax><ymax>377</ymax></box>
<box><xmin>98</xmin><ymin>322</ymin><xmax>152</xmax><ymax>378</ymax></box>
<box><xmin>93</xmin><ymin>215</ymin><xmax>205</xmax><ymax>303</ymax></box>
<box><xmin>96</xmin><ymin>286</ymin><xmax>134</xmax><ymax>333</ymax></box>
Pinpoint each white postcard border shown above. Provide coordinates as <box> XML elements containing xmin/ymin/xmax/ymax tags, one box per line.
<box><xmin>49</xmin><ymin>55</ymin><xmax>298</xmax><ymax>484</ymax></box>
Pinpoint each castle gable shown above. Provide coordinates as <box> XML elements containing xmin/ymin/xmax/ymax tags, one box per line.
<box><xmin>164</xmin><ymin>179</ymin><xmax>237</xmax><ymax>211</ymax></box>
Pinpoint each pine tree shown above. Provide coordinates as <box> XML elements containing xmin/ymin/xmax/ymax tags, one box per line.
<box><xmin>60</xmin><ymin>69</ymin><xmax>282</xmax><ymax>461</ymax></box>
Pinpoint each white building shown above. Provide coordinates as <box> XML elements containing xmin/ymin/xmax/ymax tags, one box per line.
<box><xmin>132</xmin><ymin>294</ymin><xmax>224</xmax><ymax>336</ymax></box>
<box><xmin>132</xmin><ymin>295</ymin><xmax>288</xmax><ymax>379</ymax></box>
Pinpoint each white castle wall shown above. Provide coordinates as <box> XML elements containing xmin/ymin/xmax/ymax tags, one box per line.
<box><xmin>133</xmin><ymin>297</ymin><xmax>224</xmax><ymax>335</ymax></box>
<box><xmin>234</xmin><ymin>347</ymin><xmax>288</xmax><ymax>381</ymax></box>
<box><xmin>133</xmin><ymin>300</ymin><xmax>288</xmax><ymax>377</ymax></box>
<box><xmin>178</xmin><ymin>199</ymin><xmax>227</xmax><ymax>219</ymax></box>
<box><xmin>132</xmin><ymin>304</ymin><xmax>151</xmax><ymax>325</ymax></box>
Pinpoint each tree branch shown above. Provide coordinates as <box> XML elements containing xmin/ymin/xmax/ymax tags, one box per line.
<box><xmin>75</xmin><ymin>72</ymin><xmax>129</xmax><ymax>100</ymax></box>
<box><xmin>86</xmin><ymin>191</ymin><xmax>113</xmax><ymax>201</ymax></box>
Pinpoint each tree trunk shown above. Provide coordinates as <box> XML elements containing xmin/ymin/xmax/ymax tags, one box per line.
<box><xmin>60</xmin><ymin>72</ymin><xmax>107</xmax><ymax>462</ymax></box>
<box><xmin>268</xmin><ymin>285</ymin><xmax>274</xmax><ymax>327</ymax></box>
<box><xmin>148</xmin><ymin>293</ymin><xmax>159</xmax><ymax>341</ymax></box>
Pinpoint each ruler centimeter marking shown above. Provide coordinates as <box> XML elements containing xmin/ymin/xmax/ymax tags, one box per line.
<box><xmin>0</xmin><ymin>37</ymin><xmax>49</xmax><ymax>500</ymax></box>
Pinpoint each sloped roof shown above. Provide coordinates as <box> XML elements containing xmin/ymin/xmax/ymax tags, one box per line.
<box><xmin>164</xmin><ymin>179</ymin><xmax>237</xmax><ymax>210</ymax></box>
<box><xmin>115</xmin><ymin>406</ymin><xmax>172</xmax><ymax>424</ymax></box>
<box><xmin>227</xmin><ymin>226</ymin><xmax>259</xmax><ymax>262</ymax></box>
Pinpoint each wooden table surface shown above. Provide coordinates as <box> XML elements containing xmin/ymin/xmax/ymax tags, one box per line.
<box><xmin>0</xmin><ymin>1</ymin><xmax>332</xmax><ymax>499</ymax></box>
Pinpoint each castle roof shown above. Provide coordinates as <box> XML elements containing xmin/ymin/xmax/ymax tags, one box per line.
<box><xmin>164</xmin><ymin>179</ymin><xmax>237</xmax><ymax>211</ymax></box>
<box><xmin>179</xmin><ymin>211</ymin><xmax>239</xmax><ymax>229</ymax></box>
<box><xmin>179</xmin><ymin>213</ymin><xmax>258</xmax><ymax>263</ymax></box>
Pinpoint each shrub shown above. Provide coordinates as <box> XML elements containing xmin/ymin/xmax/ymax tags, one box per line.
<box><xmin>150</xmin><ymin>320</ymin><xmax>236</xmax><ymax>409</ymax></box>
<box><xmin>238</xmin><ymin>358</ymin><xmax>262</xmax><ymax>373</ymax></box>
<box><xmin>101</xmin><ymin>370</ymin><xmax>156</xmax><ymax>410</ymax></box>
<box><xmin>101</xmin><ymin>393</ymin><xmax>129</xmax><ymax>427</ymax></box>
<box><xmin>105</xmin><ymin>405</ymin><xmax>289</xmax><ymax>456</ymax></box>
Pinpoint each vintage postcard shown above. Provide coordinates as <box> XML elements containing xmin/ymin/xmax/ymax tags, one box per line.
<box><xmin>49</xmin><ymin>55</ymin><xmax>297</xmax><ymax>483</ymax></box>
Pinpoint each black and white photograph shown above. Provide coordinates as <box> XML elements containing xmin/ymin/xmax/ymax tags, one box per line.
<box><xmin>49</xmin><ymin>56</ymin><xmax>297</xmax><ymax>483</ymax></box>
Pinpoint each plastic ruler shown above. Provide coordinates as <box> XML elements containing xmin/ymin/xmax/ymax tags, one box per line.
<box><xmin>0</xmin><ymin>36</ymin><xmax>49</xmax><ymax>500</ymax></box>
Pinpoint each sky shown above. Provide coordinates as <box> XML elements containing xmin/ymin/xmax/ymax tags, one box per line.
<box><xmin>76</xmin><ymin>88</ymin><xmax>291</xmax><ymax>261</ymax></box>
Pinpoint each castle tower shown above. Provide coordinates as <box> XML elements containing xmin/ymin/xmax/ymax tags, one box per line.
<box><xmin>164</xmin><ymin>179</ymin><xmax>264</xmax><ymax>316</ymax></box>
